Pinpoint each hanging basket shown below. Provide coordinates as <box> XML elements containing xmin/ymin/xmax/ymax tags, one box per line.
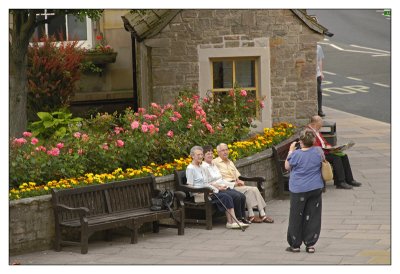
<box><xmin>83</xmin><ymin>52</ymin><xmax>118</xmax><ymax>65</ymax></box>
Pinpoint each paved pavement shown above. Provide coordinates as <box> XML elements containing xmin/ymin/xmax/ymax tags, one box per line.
<box><xmin>8</xmin><ymin>107</ymin><xmax>392</xmax><ymax>269</ymax></box>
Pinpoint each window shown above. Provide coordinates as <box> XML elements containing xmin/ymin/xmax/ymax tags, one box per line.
<box><xmin>211</xmin><ymin>58</ymin><xmax>259</xmax><ymax>116</ymax></box>
<box><xmin>32</xmin><ymin>10</ymin><xmax>93</xmax><ymax>48</ymax></box>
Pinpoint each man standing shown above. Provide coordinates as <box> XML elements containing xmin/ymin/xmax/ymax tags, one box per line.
<box><xmin>317</xmin><ymin>44</ymin><xmax>325</xmax><ymax>117</ymax></box>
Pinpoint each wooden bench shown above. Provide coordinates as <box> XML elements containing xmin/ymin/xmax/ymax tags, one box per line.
<box><xmin>174</xmin><ymin>170</ymin><xmax>265</xmax><ymax>230</ymax></box>
<box><xmin>51</xmin><ymin>175</ymin><xmax>185</xmax><ymax>254</ymax></box>
<box><xmin>272</xmin><ymin>134</ymin><xmax>300</xmax><ymax>197</ymax></box>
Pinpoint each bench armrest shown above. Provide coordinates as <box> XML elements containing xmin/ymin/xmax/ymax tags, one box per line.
<box><xmin>54</xmin><ymin>204</ymin><xmax>90</xmax><ymax>226</ymax></box>
<box><xmin>55</xmin><ymin>204</ymin><xmax>90</xmax><ymax>215</ymax></box>
<box><xmin>239</xmin><ymin>175</ymin><xmax>266</xmax><ymax>192</ymax></box>
<box><xmin>178</xmin><ymin>184</ymin><xmax>213</xmax><ymax>194</ymax></box>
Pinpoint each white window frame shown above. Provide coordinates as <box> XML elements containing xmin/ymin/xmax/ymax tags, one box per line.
<box><xmin>33</xmin><ymin>10</ymin><xmax>93</xmax><ymax>49</ymax></box>
<box><xmin>198</xmin><ymin>43</ymin><xmax>272</xmax><ymax>131</ymax></box>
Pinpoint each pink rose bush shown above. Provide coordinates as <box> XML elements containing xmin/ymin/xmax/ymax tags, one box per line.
<box><xmin>10</xmin><ymin>88</ymin><xmax>267</xmax><ymax>195</ymax></box>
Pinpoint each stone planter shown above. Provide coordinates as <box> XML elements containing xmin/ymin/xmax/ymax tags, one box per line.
<box><xmin>9</xmin><ymin>148</ymin><xmax>278</xmax><ymax>255</ymax></box>
<box><xmin>83</xmin><ymin>52</ymin><xmax>118</xmax><ymax>65</ymax></box>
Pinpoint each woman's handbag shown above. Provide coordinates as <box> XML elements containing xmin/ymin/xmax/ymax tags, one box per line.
<box><xmin>321</xmin><ymin>160</ymin><xmax>333</xmax><ymax>182</ymax></box>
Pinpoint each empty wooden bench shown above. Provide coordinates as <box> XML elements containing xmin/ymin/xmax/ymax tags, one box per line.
<box><xmin>51</xmin><ymin>175</ymin><xmax>185</xmax><ymax>254</ymax></box>
<box><xmin>272</xmin><ymin>134</ymin><xmax>300</xmax><ymax>197</ymax></box>
<box><xmin>174</xmin><ymin>169</ymin><xmax>265</xmax><ymax>230</ymax></box>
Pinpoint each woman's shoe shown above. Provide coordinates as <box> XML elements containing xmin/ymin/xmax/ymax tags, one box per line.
<box><xmin>285</xmin><ymin>246</ymin><xmax>300</xmax><ymax>253</ymax></box>
<box><xmin>306</xmin><ymin>246</ymin><xmax>315</xmax><ymax>253</ymax></box>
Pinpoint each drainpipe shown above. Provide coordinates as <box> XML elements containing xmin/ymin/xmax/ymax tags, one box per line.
<box><xmin>131</xmin><ymin>32</ymin><xmax>138</xmax><ymax>112</ymax></box>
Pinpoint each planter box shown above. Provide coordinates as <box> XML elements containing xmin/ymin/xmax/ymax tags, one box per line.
<box><xmin>9</xmin><ymin>148</ymin><xmax>277</xmax><ymax>255</ymax></box>
<box><xmin>83</xmin><ymin>52</ymin><xmax>118</xmax><ymax>65</ymax></box>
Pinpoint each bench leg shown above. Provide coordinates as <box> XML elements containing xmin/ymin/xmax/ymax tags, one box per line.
<box><xmin>104</xmin><ymin>229</ymin><xmax>113</xmax><ymax>241</ymax></box>
<box><xmin>80</xmin><ymin>226</ymin><xmax>89</xmax><ymax>254</ymax></box>
<box><xmin>178</xmin><ymin>211</ymin><xmax>185</xmax><ymax>235</ymax></box>
<box><xmin>54</xmin><ymin>225</ymin><xmax>62</xmax><ymax>252</ymax></box>
<box><xmin>205</xmin><ymin>205</ymin><xmax>213</xmax><ymax>230</ymax></box>
<box><xmin>152</xmin><ymin>221</ymin><xmax>160</xmax><ymax>233</ymax></box>
<box><xmin>131</xmin><ymin>222</ymin><xmax>140</xmax><ymax>244</ymax></box>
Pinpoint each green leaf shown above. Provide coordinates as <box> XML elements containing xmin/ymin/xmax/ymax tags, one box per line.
<box><xmin>54</xmin><ymin>127</ymin><xmax>67</xmax><ymax>137</ymax></box>
<box><xmin>37</xmin><ymin>112</ymin><xmax>53</xmax><ymax>121</ymax></box>
<box><xmin>43</xmin><ymin>120</ymin><xmax>55</xmax><ymax>128</ymax></box>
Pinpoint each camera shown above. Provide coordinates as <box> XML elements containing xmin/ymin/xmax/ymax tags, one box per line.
<box><xmin>295</xmin><ymin>142</ymin><xmax>301</xmax><ymax>149</ymax></box>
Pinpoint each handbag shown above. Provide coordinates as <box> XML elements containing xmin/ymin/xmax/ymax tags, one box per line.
<box><xmin>150</xmin><ymin>189</ymin><xmax>174</xmax><ymax>211</ymax></box>
<box><xmin>321</xmin><ymin>160</ymin><xmax>333</xmax><ymax>182</ymax></box>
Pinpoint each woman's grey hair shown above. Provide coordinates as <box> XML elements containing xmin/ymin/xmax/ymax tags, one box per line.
<box><xmin>190</xmin><ymin>145</ymin><xmax>203</xmax><ymax>157</ymax></box>
<box><xmin>299</xmin><ymin>129</ymin><xmax>316</xmax><ymax>148</ymax></box>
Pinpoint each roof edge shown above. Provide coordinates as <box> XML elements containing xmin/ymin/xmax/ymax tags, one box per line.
<box><xmin>291</xmin><ymin>9</ymin><xmax>334</xmax><ymax>37</ymax></box>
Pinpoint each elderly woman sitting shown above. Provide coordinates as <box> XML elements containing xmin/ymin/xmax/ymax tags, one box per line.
<box><xmin>185</xmin><ymin>145</ymin><xmax>249</xmax><ymax>229</ymax></box>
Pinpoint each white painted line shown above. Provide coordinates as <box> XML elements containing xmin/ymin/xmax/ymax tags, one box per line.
<box><xmin>373</xmin><ymin>83</ymin><xmax>390</xmax><ymax>88</ymax></box>
<box><xmin>323</xmin><ymin>71</ymin><xmax>336</xmax><ymax>75</ymax></box>
<box><xmin>329</xmin><ymin>44</ymin><xmax>343</xmax><ymax>51</ymax></box>
<box><xmin>350</xmin><ymin>44</ymin><xmax>390</xmax><ymax>54</ymax></box>
<box><xmin>347</xmin><ymin>77</ymin><xmax>362</xmax><ymax>81</ymax></box>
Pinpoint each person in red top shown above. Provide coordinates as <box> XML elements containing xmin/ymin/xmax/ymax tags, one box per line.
<box><xmin>307</xmin><ymin>116</ymin><xmax>361</xmax><ymax>189</ymax></box>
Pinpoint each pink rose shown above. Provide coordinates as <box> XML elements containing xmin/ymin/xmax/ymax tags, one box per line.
<box><xmin>187</xmin><ymin>123</ymin><xmax>193</xmax><ymax>129</ymax></box>
<box><xmin>260</xmin><ymin>101</ymin><xmax>265</xmax><ymax>109</ymax></box>
<box><xmin>56</xmin><ymin>143</ymin><xmax>64</xmax><ymax>149</ymax></box>
<box><xmin>116</xmin><ymin>140</ymin><xmax>124</xmax><ymax>147</ymax></box>
<box><xmin>141</xmin><ymin>123</ymin><xmax>149</xmax><ymax>133</ymax></box>
<box><xmin>47</xmin><ymin>148</ymin><xmax>60</xmax><ymax>156</ymax></box>
<box><xmin>131</xmin><ymin>121</ymin><xmax>139</xmax><ymax>129</ymax></box>
<box><xmin>167</xmin><ymin>130</ymin><xmax>174</xmax><ymax>138</ymax></box>
<box><xmin>35</xmin><ymin>146</ymin><xmax>46</xmax><ymax>152</ymax></box>
<box><xmin>13</xmin><ymin>138</ymin><xmax>27</xmax><ymax>146</ymax></box>
<box><xmin>23</xmin><ymin>132</ymin><xmax>32</xmax><ymax>138</ymax></box>
<box><xmin>240</xmin><ymin>89</ymin><xmax>247</xmax><ymax>96</ymax></box>
<box><xmin>206</xmin><ymin>123</ymin><xmax>214</xmax><ymax>133</ymax></box>
<box><xmin>73</xmin><ymin>132</ymin><xmax>81</xmax><ymax>139</ymax></box>
<box><xmin>173</xmin><ymin>111</ymin><xmax>182</xmax><ymax>119</ymax></box>
<box><xmin>102</xmin><ymin>144</ymin><xmax>109</xmax><ymax>150</ymax></box>
<box><xmin>31</xmin><ymin>138</ymin><xmax>39</xmax><ymax>145</ymax></box>
<box><xmin>81</xmin><ymin>134</ymin><xmax>89</xmax><ymax>142</ymax></box>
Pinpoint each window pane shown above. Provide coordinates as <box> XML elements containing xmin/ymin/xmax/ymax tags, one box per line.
<box><xmin>246</xmin><ymin>90</ymin><xmax>257</xmax><ymax>117</ymax></box>
<box><xmin>48</xmin><ymin>15</ymin><xmax>66</xmax><ymax>40</ymax></box>
<box><xmin>67</xmin><ymin>15</ymin><xmax>87</xmax><ymax>40</ymax></box>
<box><xmin>213</xmin><ymin>61</ymin><xmax>233</xmax><ymax>89</ymax></box>
<box><xmin>32</xmin><ymin>15</ymin><xmax>45</xmax><ymax>41</ymax></box>
<box><xmin>236</xmin><ymin>60</ymin><xmax>255</xmax><ymax>87</ymax></box>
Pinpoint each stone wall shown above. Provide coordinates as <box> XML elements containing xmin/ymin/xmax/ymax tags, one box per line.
<box><xmin>9</xmin><ymin>148</ymin><xmax>277</xmax><ymax>255</ymax></box>
<box><xmin>138</xmin><ymin>9</ymin><xmax>322</xmax><ymax>126</ymax></box>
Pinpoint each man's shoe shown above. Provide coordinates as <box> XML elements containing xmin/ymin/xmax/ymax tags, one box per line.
<box><xmin>336</xmin><ymin>182</ymin><xmax>353</xmax><ymax>189</ymax></box>
<box><xmin>347</xmin><ymin>180</ymin><xmax>362</xmax><ymax>187</ymax></box>
<box><xmin>238</xmin><ymin>221</ymin><xmax>250</xmax><ymax>228</ymax></box>
<box><xmin>318</xmin><ymin>111</ymin><xmax>326</xmax><ymax>117</ymax></box>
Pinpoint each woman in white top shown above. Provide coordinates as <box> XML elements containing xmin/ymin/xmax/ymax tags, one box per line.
<box><xmin>185</xmin><ymin>146</ymin><xmax>248</xmax><ymax>229</ymax></box>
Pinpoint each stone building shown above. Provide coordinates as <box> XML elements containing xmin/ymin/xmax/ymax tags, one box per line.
<box><xmin>120</xmin><ymin>9</ymin><xmax>332</xmax><ymax>129</ymax></box>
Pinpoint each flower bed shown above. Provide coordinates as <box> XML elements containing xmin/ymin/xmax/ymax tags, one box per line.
<box><xmin>9</xmin><ymin>122</ymin><xmax>295</xmax><ymax>200</ymax></box>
